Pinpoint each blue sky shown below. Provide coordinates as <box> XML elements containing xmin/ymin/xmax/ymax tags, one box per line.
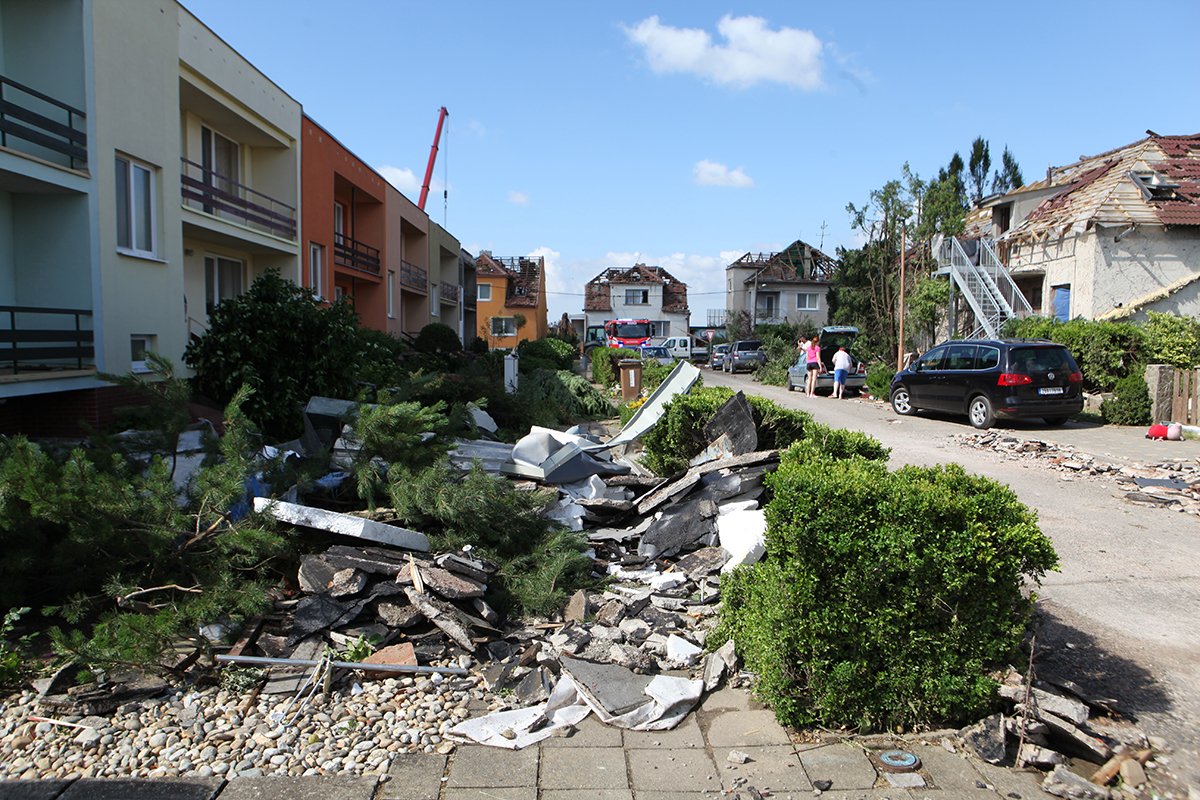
<box><xmin>184</xmin><ymin>1</ymin><xmax>1200</xmax><ymax>322</ymax></box>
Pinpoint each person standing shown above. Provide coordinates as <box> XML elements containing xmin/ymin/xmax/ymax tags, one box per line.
<box><xmin>831</xmin><ymin>345</ymin><xmax>853</xmax><ymax>399</ymax></box>
<box><xmin>803</xmin><ymin>336</ymin><xmax>823</xmax><ymax>397</ymax></box>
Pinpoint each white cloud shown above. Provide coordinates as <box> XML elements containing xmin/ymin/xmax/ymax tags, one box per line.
<box><xmin>624</xmin><ymin>15</ymin><xmax>824</xmax><ymax>90</ymax></box>
<box><xmin>693</xmin><ymin>160</ymin><xmax>753</xmax><ymax>188</ymax></box>
<box><xmin>377</xmin><ymin>164</ymin><xmax>449</xmax><ymax>202</ymax></box>
<box><xmin>508</xmin><ymin>191</ymin><xmax>530</xmax><ymax>207</ymax></box>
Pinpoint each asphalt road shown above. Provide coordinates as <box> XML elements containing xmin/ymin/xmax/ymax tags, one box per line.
<box><xmin>702</xmin><ymin>368</ymin><xmax>1200</xmax><ymax>786</ymax></box>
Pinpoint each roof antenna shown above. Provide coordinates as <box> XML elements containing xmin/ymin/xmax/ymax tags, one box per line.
<box><xmin>819</xmin><ymin>220</ymin><xmax>828</xmax><ymax>250</ymax></box>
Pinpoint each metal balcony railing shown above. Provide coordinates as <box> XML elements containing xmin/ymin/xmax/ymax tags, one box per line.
<box><xmin>440</xmin><ymin>282</ymin><xmax>460</xmax><ymax>305</ymax></box>
<box><xmin>333</xmin><ymin>232</ymin><xmax>381</xmax><ymax>276</ymax></box>
<box><xmin>936</xmin><ymin>237</ymin><xmax>1032</xmax><ymax>339</ymax></box>
<box><xmin>399</xmin><ymin>260</ymin><xmax>427</xmax><ymax>291</ymax></box>
<box><xmin>1</xmin><ymin>305</ymin><xmax>94</xmax><ymax>375</ymax></box>
<box><xmin>0</xmin><ymin>75</ymin><xmax>87</xmax><ymax>170</ymax></box>
<box><xmin>180</xmin><ymin>159</ymin><xmax>297</xmax><ymax>240</ymax></box>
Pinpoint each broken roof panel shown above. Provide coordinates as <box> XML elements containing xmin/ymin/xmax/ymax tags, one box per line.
<box><xmin>583</xmin><ymin>264</ymin><xmax>690</xmax><ymax>313</ymax></box>
<box><xmin>727</xmin><ymin>239</ymin><xmax>837</xmax><ymax>283</ymax></box>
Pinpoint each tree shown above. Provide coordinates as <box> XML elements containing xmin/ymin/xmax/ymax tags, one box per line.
<box><xmin>992</xmin><ymin>146</ymin><xmax>1024</xmax><ymax>194</ymax></box>
<box><xmin>968</xmin><ymin>137</ymin><xmax>991</xmax><ymax>205</ymax></box>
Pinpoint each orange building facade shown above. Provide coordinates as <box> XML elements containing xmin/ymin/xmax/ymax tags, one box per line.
<box><xmin>473</xmin><ymin>252</ymin><xmax>547</xmax><ymax>348</ymax></box>
<box><xmin>301</xmin><ymin>116</ymin><xmax>388</xmax><ymax>331</ymax></box>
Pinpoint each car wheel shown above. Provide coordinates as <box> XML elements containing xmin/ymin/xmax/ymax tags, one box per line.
<box><xmin>968</xmin><ymin>395</ymin><xmax>995</xmax><ymax>430</ymax></box>
<box><xmin>890</xmin><ymin>387</ymin><xmax>915</xmax><ymax>416</ymax></box>
<box><xmin>1043</xmin><ymin>415</ymin><xmax>1071</xmax><ymax>426</ymax></box>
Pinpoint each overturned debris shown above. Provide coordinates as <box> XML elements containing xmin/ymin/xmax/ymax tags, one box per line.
<box><xmin>253</xmin><ymin>498</ymin><xmax>429</xmax><ymax>551</ymax></box>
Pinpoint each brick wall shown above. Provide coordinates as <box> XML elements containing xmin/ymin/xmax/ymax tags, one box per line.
<box><xmin>0</xmin><ymin>386</ymin><xmax>150</xmax><ymax>438</ymax></box>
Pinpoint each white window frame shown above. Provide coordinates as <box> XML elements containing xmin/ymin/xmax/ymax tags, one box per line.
<box><xmin>200</xmin><ymin>125</ymin><xmax>241</xmax><ymax>191</ymax></box>
<box><xmin>478</xmin><ymin>283</ymin><xmax>493</xmax><ymax>302</ymax></box>
<box><xmin>625</xmin><ymin>288</ymin><xmax>649</xmax><ymax>305</ymax></box>
<box><xmin>204</xmin><ymin>254</ymin><xmax>245</xmax><ymax>315</ymax></box>
<box><xmin>387</xmin><ymin>269</ymin><xmax>396</xmax><ymax>318</ymax></box>
<box><xmin>334</xmin><ymin>202</ymin><xmax>346</xmax><ymax>244</ymax></box>
<box><xmin>130</xmin><ymin>334</ymin><xmax>156</xmax><ymax>373</ymax></box>
<box><xmin>115</xmin><ymin>154</ymin><xmax>157</xmax><ymax>258</ymax></box>
<box><xmin>796</xmin><ymin>292</ymin><xmax>820</xmax><ymax>311</ymax></box>
<box><xmin>491</xmin><ymin>316</ymin><xmax>516</xmax><ymax>337</ymax></box>
<box><xmin>308</xmin><ymin>242</ymin><xmax>325</xmax><ymax>298</ymax></box>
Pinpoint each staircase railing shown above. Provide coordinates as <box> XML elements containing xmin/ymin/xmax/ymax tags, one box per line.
<box><xmin>937</xmin><ymin>237</ymin><xmax>1029</xmax><ymax>339</ymax></box>
<box><xmin>979</xmin><ymin>238</ymin><xmax>1033</xmax><ymax>318</ymax></box>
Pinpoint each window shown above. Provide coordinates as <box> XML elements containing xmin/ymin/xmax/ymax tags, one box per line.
<box><xmin>918</xmin><ymin>347</ymin><xmax>946</xmax><ymax>371</ymax></box>
<box><xmin>116</xmin><ymin>155</ymin><xmax>156</xmax><ymax>256</ymax></box>
<box><xmin>625</xmin><ymin>288</ymin><xmax>649</xmax><ymax>305</ymax></box>
<box><xmin>334</xmin><ymin>285</ymin><xmax>345</xmax><ymax>302</ymax></box>
<box><xmin>976</xmin><ymin>347</ymin><xmax>1000</xmax><ymax>370</ymax></box>
<box><xmin>650</xmin><ymin>320</ymin><xmax>671</xmax><ymax>337</ymax></box>
<box><xmin>478</xmin><ymin>283</ymin><xmax>493</xmax><ymax>302</ymax></box>
<box><xmin>130</xmin><ymin>335</ymin><xmax>156</xmax><ymax>373</ymax></box>
<box><xmin>387</xmin><ymin>270</ymin><xmax>395</xmax><ymax>318</ymax></box>
<box><xmin>334</xmin><ymin>202</ymin><xmax>345</xmax><ymax>244</ymax></box>
<box><xmin>201</xmin><ymin>126</ymin><xmax>239</xmax><ymax>205</ymax></box>
<box><xmin>491</xmin><ymin>317</ymin><xmax>516</xmax><ymax>337</ymax></box>
<box><xmin>308</xmin><ymin>242</ymin><xmax>325</xmax><ymax>298</ymax></box>
<box><xmin>796</xmin><ymin>292</ymin><xmax>819</xmax><ymax>311</ymax></box>
<box><xmin>944</xmin><ymin>344</ymin><xmax>978</xmax><ymax>371</ymax></box>
<box><xmin>1130</xmin><ymin>170</ymin><xmax>1181</xmax><ymax>202</ymax></box>
<box><xmin>204</xmin><ymin>255</ymin><xmax>243</xmax><ymax>315</ymax></box>
<box><xmin>1051</xmin><ymin>284</ymin><xmax>1071</xmax><ymax>322</ymax></box>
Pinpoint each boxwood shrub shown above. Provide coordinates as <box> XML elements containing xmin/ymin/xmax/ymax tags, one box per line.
<box><xmin>714</xmin><ymin>445</ymin><xmax>1058</xmax><ymax>731</ymax></box>
<box><xmin>589</xmin><ymin>347</ymin><xmax>641</xmax><ymax>388</ymax></box>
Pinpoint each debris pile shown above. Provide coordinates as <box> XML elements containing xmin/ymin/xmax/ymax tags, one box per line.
<box><xmin>955</xmin><ymin>432</ymin><xmax>1200</xmax><ymax>515</ymax></box>
<box><xmin>958</xmin><ymin>666</ymin><xmax>1168</xmax><ymax>796</ymax></box>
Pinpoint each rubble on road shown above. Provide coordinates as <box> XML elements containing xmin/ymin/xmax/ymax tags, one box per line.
<box><xmin>954</xmin><ymin>432</ymin><xmax>1200</xmax><ymax>515</ymax></box>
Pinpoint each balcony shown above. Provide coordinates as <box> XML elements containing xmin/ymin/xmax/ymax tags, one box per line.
<box><xmin>333</xmin><ymin>233</ymin><xmax>381</xmax><ymax>276</ymax></box>
<box><xmin>463</xmin><ymin>285</ymin><xmax>477</xmax><ymax>309</ymax></box>
<box><xmin>399</xmin><ymin>260</ymin><xmax>427</xmax><ymax>291</ymax></box>
<box><xmin>1</xmin><ymin>306</ymin><xmax>94</xmax><ymax>377</ymax></box>
<box><xmin>440</xmin><ymin>282</ymin><xmax>460</xmax><ymax>305</ymax></box>
<box><xmin>180</xmin><ymin>158</ymin><xmax>297</xmax><ymax>240</ymax></box>
<box><xmin>0</xmin><ymin>75</ymin><xmax>87</xmax><ymax>171</ymax></box>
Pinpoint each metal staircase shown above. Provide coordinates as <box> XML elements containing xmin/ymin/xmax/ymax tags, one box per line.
<box><xmin>935</xmin><ymin>236</ymin><xmax>1032</xmax><ymax>339</ymax></box>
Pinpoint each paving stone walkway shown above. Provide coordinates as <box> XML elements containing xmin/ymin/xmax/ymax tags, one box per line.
<box><xmin>0</xmin><ymin>687</ymin><xmax>1049</xmax><ymax>800</ymax></box>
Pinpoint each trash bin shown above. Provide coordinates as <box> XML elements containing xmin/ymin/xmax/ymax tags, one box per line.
<box><xmin>618</xmin><ymin>359</ymin><xmax>643</xmax><ymax>402</ymax></box>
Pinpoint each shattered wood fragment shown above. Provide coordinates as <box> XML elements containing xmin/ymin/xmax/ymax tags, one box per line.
<box><xmin>403</xmin><ymin>587</ymin><xmax>475</xmax><ymax>651</ymax></box>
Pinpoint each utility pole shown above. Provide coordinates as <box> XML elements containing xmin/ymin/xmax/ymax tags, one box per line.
<box><xmin>896</xmin><ymin>222</ymin><xmax>907</xmax><ymax>372</ymax></box>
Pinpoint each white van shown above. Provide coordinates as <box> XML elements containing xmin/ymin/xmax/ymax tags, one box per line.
<box><xmin>658</xmin><ymin>336</ymin><xmax>707</xmax><ymax>361</ymax></box>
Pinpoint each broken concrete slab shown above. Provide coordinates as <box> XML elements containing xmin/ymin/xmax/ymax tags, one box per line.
<box><xmin>674</xmin><ymin>546</ymin><xmax>729</xmax><ymax>580</ymax></box>
<box><xmin>999</xmin><ymin>683</ymin><xmax>1090</xmax><ymax>726</ymax></box>
<box><xmin>665</xmin><ymin>634</ymin><xmax>702</xmax><ymax>667</ymax></box>
<box><xmin>467</xmin><ymin>403</ymin><xmax>499</xmax><ymax>434</ymax></box>
<box><xmin>564</xmin><ymin>590</ymin><xmax>589</xmax><ymax>623</ymax></box>
<box><xmin>254</xmin><ymin>498</ymin><xmax>429</xmax><ymax>552</ymax></box>
<box><xmin>560</xmin><ymin>655</ymin><xmax>703</xmax><ymax>730</ymax></box>
<box><xmin>417</xmin><ymin>565</ymin><xmax>485</xmax><ymax>600</ymax></box>
<box><xmin>375</xmin><ymin>601</ymin><xmax>425</xmax><ymax>628</ymax></box>
<box><xmin>327</xmin><ymin>568</ymin><xmax>367</xmax><ymax>598</ymax></box>
<box><xmin>703</xmin><ymin>640</ymin><xmax>738</xmax><ymax>692</ymax></box>
<box><xmin>1042</xmin><ymin>764</ymin><xmax>1113</xmax><ymax>800</ymax></box>
<box><xmin>960</xmin><ymin>712</ymin><xmax>1007</xmax><ymax>764</ymax></box>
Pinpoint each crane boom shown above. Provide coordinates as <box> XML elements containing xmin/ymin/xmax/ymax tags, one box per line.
<box><xmin>418</xmin><ymin>106</ymin><xmax>448</xmax><ymax>210</ymax></box>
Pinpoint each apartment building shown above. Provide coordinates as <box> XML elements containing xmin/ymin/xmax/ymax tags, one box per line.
<box><xmin>382</xmin><ymin>182</ymin><xmax>429</xmax><ymax>336</ymax></box>
<box><xmin>428</xmin><ymin>222</ymin><xmax>463</xmax><ymax>340</ymax></box>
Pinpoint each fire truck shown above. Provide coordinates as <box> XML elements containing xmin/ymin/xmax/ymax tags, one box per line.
<box><xmin>603</xmin><ymin>318</ymin><xmax>652</xmax><ymax>348</ymax></box>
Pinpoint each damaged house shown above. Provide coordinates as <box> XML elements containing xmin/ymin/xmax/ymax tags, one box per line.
<box><xmin>583</xmin><ymin>264</ymin><xmax>691</xmax><ymax>339</ymax></box>
<box><xmin>937</xmin><ymin>131</ymin><xmax>1200</xmax><ymax>337</ymax></box>
<box><xmin>725</xmin><ymin>240</ymin><xmax>837</xmax><ymax>327</ymax></box>
<box><xmin>475</xmin><ymin>252</ymin><xmax>548</xmax><ymax>346</ymax></box>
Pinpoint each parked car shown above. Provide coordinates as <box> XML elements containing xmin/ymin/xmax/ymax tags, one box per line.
<box><xmin>639</xmin><ymin>345</ymin><xmax>675</xmax><ymax>365</ymax></box>
<box><xmin>657</xmin><ymin>336</ymin><xmax>709</xmax><ymax>362</ymax></box>
<box><xmin>710</xmin><ymin>344</ymin><xmax>730</xmax><ymax>370</ymax></box>
<box><xmin>787</xmin><ymin>326</ymin><xmax>867</xmax><ymax>393</ymax></box>
<box><xmin>888</xmin><ymin>339</ymin><xmax>1084</xmax><ymax>430</ymax></box>
<box><xmin>723</xmin><ymin>339</ymin><xmax>766</xmax><ymax>373</ymax></box>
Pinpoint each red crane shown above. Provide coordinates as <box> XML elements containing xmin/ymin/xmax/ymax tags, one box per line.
<box><xmin>418</xmin><ymin>106</ymin><xmax>448</xmax><ymax>211</ymax></box>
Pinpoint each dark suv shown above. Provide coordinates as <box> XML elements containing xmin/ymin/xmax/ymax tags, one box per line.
<box><xmin>889</xmin><ymin>339</ymin><xmax>1083</xmax><ymax>429</ymax></box>
<box><xmin>723</xmin><ymin>339</ymin><xmax>765</xmax><ymax>373</ymax></box>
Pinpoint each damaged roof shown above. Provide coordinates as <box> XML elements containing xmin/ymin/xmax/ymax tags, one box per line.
<box><xmin>727</xmin><ymin>239</ymin><xmax>837</xmax><ymax>283</ymax></box>
<box><xmin>584</xmin><ymin>264</ymin><xmax>690</xmax><ymax>313</ymax></box>
<box><xmin>475</xmin><ymin>251</ymin><xmax>544</xmax><ymax>308</ymax></box>
<box><xmin>1001</xmin><ymin>131</ymin><xmax>1200</xmax><ymax>243</ymax></box>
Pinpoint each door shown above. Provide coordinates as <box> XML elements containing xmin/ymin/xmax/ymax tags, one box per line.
<box><xmin>907</xmin><ymin>346</ymin><xmax>947</xmax><ymax>408</ymax></box>
<box><xmin>204</xmin><ymin>255</ymin><xmax>244</xmax><ymax>315</ymax></box>
<box><xmin>938</xmin><ymin>343</ymin><xmax>979</xmax><ymax>411</ymax></box>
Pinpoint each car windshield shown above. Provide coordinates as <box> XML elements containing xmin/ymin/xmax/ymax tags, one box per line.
<box><xmin>642</xmin><ymin>347</ymin><xmax>668</xmax><ymax>357</ymax></box>
<box><xmin>715</xmin><ymin>345</ymin><xmax>729</xmax><ymax>353</ymax></box>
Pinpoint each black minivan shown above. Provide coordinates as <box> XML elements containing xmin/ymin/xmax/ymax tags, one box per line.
<box><xmin>889</xmin><ymin>339</ymin><xmax>1083</xmax><ymax>429</ymax></box>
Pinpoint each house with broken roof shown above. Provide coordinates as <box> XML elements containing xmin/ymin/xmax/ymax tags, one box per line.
<box><xmin>474</xmin><ymin>251</ymin><xmax>547</xmax><ymax>346</ymax></box>
<box><xmin>939</xmin><ymin>131</ymin><xmax>1200</xmax><ymax>335</ymax></box>
<box><xmin>725</xmin><ymin>240</ymin><xmax>836</xmax><ymax>328</ymax></box>
<box><xmin>582</xmin><ymin>264</ymin><xmax>690</xmax><ymax>338</ymax></box>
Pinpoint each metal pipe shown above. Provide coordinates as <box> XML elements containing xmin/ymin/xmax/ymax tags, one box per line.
<box><xmin>216</xmin><ymin>653</ymin><xmax>468</xmax><ymax>676</ymax></box>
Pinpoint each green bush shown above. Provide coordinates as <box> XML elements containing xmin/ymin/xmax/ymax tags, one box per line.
<box><xmin>414</xmin><ymin>322</ymin><xmax>463</xmax><ymax>354</ymax></box>
<box><xmin>641</xmin><ymin>360</ymin><xmax>675</xmax><ymax>392</ymax></box>
<box><xmin>755</xmin><ymin>328</ymin><xmax>801</xmax><ymax>387</ymax></box>
<box><xmin>1101</xmin><ymin>374</ymin><xmax>1152</xmax><ymax>426</ymax></box>
<box><xmin>714</xmin><ymin>447</ymin><xmax>1058</xmax><ymax>731</ymax></box>
<box><xmin>355</xmin><ymin>328</ymin><xmax>409</xmax><ymax>389</ymax></box>
<box><xmin>1003</xmin><ymin>316</ymin><xmax>1142</xmax><ymax>393</ymax></box>
<box><xmin>185</xmin><ymin>270</ymin><xmax>369</xmax><ymax>439</ymax></box>
<box><xmin>514</xmin><ymin>369</ymin><xmax>614</xmax><ymax>428</ymax></box>
<box><xmin>590</xmin><ymin>348</ymin><xmax>640</xmax><ymax>388</ymax></box>
<box><xmin>518</xmin><ymin>337</ymin><xmax>578</xmax><ymax>372</ymax></box>
<box><xmin>1142</xmin><ymin>311</ymin><xmax>1200</xmax><ymax>368</ymax></box>
<box><xmin>865</xmin><ymin>362</ymin><xmax>894</xmax><ymax>399</ymax></box>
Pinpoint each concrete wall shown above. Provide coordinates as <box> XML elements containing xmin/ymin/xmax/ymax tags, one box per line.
<box><xmin>1093</xmin><ymin>227</ymin><xmax>1200</xmax><ymax>318</ymax></box>
<box><xmin>12</xmin><ymin>193</ymin><xmax>90</xmax><ymax>309</ymax></box>
<box><xmin>91</xmin><ymin>0</ymin><xmax>185</xmax><ymax>374</ymax></box>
